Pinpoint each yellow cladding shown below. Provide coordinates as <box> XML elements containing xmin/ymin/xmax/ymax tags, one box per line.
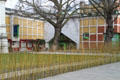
<box><xmin>83</xmin><ymin>27</ymin><xmax>89</xmax><ymax>33</ymax></box>
<box><xmin>79</xmin><ymin>42</ymin><xmax>82</xmax><ymax>49</ymax></box>
<box><xmin>33</xmin><ymin>21</ymin><xmax>37</xmax><ymax>27</ymax></box>
<box><xmin>23</xmin><ymin>19</ymin><xmax>27</xmax><ymax>27</ymax></box>
<box><xmin>19</xmin><ymin>27</ymin><xmax>22</xmax><ymax>34</ymax></box>
<box><xmin>33</xmin><ymin>35</ymin><xmax>37</xmax><ymax>39</ymax></box>
<box><xmin>28</xmin><ymin>28</ymin><xmax>32</xmax><ymax>35</ymax></box>
<box><xmin>23</xmin><ymin>35</ymin><xmax>27</xmax><ymax>39</ymax></box>
<box><xmin>19</xmin><ymin>18</ymin><xmax>23</xmax><ymax>25</ymax></box>
<box><xmin>80</xmin><ymin>27</ymin><xmax>83</xmax><ymax>34</ymax></box>
<box><xmin>80</xmin><ymin>36</ymin><xmax>82</xmax><ymax>41</ymax></box>
<box><xmin>23</xmin><ymin>27</ymin><xmax>27</xmax><ymax>34</ymax></box>
<box><xmin>38</xmin><ymin>29</ymin><xmax>44</xmax><ymax>34</ymax></box>
<box><xmin>14</xmin><ymin>17</ymin><xmax>19</xmax><ymax>24</ymax></box>
<box><xmin>27</xmin><ymin>35</ymin><xmax>33</xmax><ymax>39</ymax></box>
<box><xmin>6</xmin><ymin>16</ymin><xmax>10</xmax><ymax>24</ymax></box>
<box><xmin>7</xmin><ymin>32</ymin><xmax>10</xmax><ymax>39</ymax></box>
<box><xmin>89</xmin><ymin>18</ymin><xmax>97</xmax><ymax>26</ymax></box>
<box><xmin>38</xmin><ymin>21</ymin><xmax>44</xmax><ymax>29</ymax></box>
<box><xmin>98</xmin><ymin>18</ymin><xmax>105</xmax><ymax>25</ymax></box>
<box><xmin>5</xmin><ymin>15</ymin><xmax>44</xmax><ymax>40</ymax></box>
<box><xmin>38</xmin><ymin>35</ymin><xmax>44</xmax><ymax>39</ymax></box>
<box><xmin>6</xmin><ymin>25</ymin><xmax>11</xmax><ymax>39</ymax></box>
<box><xmin>6</xmin><ymin>26</ymin><xmax>10</xmax><ymax>33</ymax></box>
<box><xmin>90</xmin><ymin>27</ymin><xmax>96</xmax><ymax>33</ymax></box>
<box><xmin>83</xmin><ymin>19</ymin><xmax>89</xmax><ymax>26</ymax></box>
<box><xmin>28</xmin><ymin>20</ymin><xmax>33</xmax><ymax>27</ymax></box>
<box><xmin>20</xmin><ymin>34</ymin><xmax>23</xmax><ymax>39</ymax></box>
<box><xmin>33</xmin><ymin>29</ymin><xmax>37</xmax><ymax>34</ymax></box>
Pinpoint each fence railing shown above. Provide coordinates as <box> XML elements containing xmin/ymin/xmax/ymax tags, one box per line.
<box><xmin>0</xmin><ymin>47</ymin><xmax>120</xmax><ymax>80</ymax></box>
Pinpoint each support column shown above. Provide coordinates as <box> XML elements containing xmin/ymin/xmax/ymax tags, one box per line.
<box><xmin>0</xmin><ymin>0</ymin><xmax>9</xmax><ymax>53</ymax></box>
<box><xmin>76</xmin><ymin>43</ymin><xmax>80</xmax><ymax>50</ymax></box>
<box><xmin>45</xmin><ymin>42</ymin><xmax>49</xmax><ymax>50</ymax></box>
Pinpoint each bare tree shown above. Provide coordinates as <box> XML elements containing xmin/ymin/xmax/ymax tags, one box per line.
<box><xmin>89</xmin><ymin>0</ymin><xmax>120</xmax><ymax>43</ymax></box>
<box><xmin>17</xmin><ymin>0</ymin><xmax>80</xmax><ymax>50</ymax></box>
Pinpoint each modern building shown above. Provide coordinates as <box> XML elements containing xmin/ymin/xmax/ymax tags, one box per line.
<box><xmin>0</xmin><ymin>0</ymin><xmax>44</xmax><ymax>53</ymax></box>
<box><xmin>6</xmin><ymin>10</ymin><xmax>45</xmax><ymax>52</ymax></box>
<box><xmin>79</xmin><ymin>16</ymin><xmax>120</xmax><ymax>49</ymax></box>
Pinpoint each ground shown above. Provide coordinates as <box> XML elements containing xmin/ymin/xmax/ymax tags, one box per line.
<box><xmin>39</xmin><ymin>62</ymin><xmax>120</xmax><ymax>80</ymax></box>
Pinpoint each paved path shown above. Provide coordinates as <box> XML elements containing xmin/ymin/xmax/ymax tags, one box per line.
<box><xmin>39</xmin><ymin>62</ymin><xmax>120</xmax><ymax>80</ymax></box>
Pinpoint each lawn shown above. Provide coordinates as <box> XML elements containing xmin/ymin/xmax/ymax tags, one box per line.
<box><xmin>0</xmin><ymin>53</ymin><xmax>120</xmax><ymax>79</ymax></box>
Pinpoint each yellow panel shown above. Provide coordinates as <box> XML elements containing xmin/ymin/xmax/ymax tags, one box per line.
<box><xmin>28</xmin><ymin>28</ymin><xmax>33</xmax><ymax>35</ymax></box>
<box><xmin>89</xmin><ymin>18</ymin><xmax>97</xmax><ymax>26</ymax></box>
<box><xmin>80</xmin><ymin>27</ymin><xmax>83</xmax><ymax>34</ymax></box>
<box><xmin>80</xmin><ymin>36</ymin><xmax>82</xmax><ymax>41</ymax></box>
<box><xmin>38</xmin><ymin>21</ymin><xmax>42</xmax><ymax>27</ymax></box>
<box><xmin>23</xmin><ymin>27</ymin><xmax>27</xmax><ymax>34</ymax></box>
<box><xmin>33</xmin><ymin>21</ymin><xmax>37</xmax><ymax>28</ymax></box>
<box><xmin>98</xmin><ymin>18</ymin><xmax>105</xmax><ymax>25</ymax></box>
<box><xmin>19</xmin><ymin>27</ymin><xmax>22</xmax><ymax>34</ymax></box>
<box><xmin>80</xmin><ymin>19</ymin><xmax>83</xmax><ymax>26</ymax></box>
<box><xmin>23</xmin><ymin>19</ymin><xmax>27</xmax><ymax>27</ymax></box>
<box><xmin>27</xmin><ymin>35</ymin><xmax>33</xmax><ymax>39</ymax></box>
<box><xmin>33</xmin><ymin>35</ymin><xmax>37</xmax><ymax>39</ymax></box>
<box><xmin>90</xmin><ymin>27</ymin><xmax>96</xmax><ymax>33</ymax></box>
<box><xmin>33</xmin><ymin>29</ymin><xmax>37</xmax><ymax>34</ymax></box>
<box><xmin>79</xmin><ymin>42</ymin><xmax>82</xmax><ymax>49</ymax></box>
<box><xmin>23</xmin><ymin>35</ymin><xmax>27</xmax><ymax>39</ymax></box>
<box><xmin>19</xmin><ymin>18</ymin><xmax>23</xmax><ymax>25</ymax></box>
<box><xmin>20</xmin><ymin>34</ymin><xmax>23</xmax><ymax>39</ymax></box>
<box><xmin>14</xmin><ymin>17</ymin><xmax>19</xmax><ymax>24</ymax></box>
<box><xmin>38</xmin><ymin>35</ymin><xmax>44</xmax><ymax>39</ymax></box>
<box><xmin>83</xmin><ymin>27</ymin><xmax>89</xmax><ymax>33</ymax></box>
<box><xmin>38</xmin><ymin>30</ymin><xmax>44</xmax><ymax>34</ymax></box>
<box><xmin>38</xmin><ymin>21</ymin><xmax>44</xmax><ymax>29</ymax></box>
<box><xmin>83</xmin><ymin>19</ymin><xmax>89</xmax><ymax>27</ymax></box>
<box><xmin>6</xmin><ymin>26</ymin><xmax>10</xmax><ymax>33</ymax></box>
<box><xmin>7</xmin><ymin>34</ymin><xmax>11</xmax><ymax>39</ymax></box>
<box><xmin>41</xmin><ymin>22</ymin><xmax>44</xmax><ymax>27</ymax></box>
<box><xmin>28</xmin><ymin>20</ymin><xmax>33</xmax><ymax>27</ymax></box>
<box><xmin>6</xmin><ymin>16</ymin><xmax>10</xmax><ymax>25</ymax></box>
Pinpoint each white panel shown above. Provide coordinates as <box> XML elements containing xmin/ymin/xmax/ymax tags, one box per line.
<box><xmin>0</xmin><ymin>1</ymin><xmax>5</xmax><ymax>26</ymax></box>
<box><xmin>44</xmin><ymin>18</ymin><xmax>80</xmax><ymax>49</ymax></box>
<box><xmin>44</xmin><ymin>21</ymin><xmax>55</xmax><ymax>42</ymax></box>
<box><xmin>62</xmin><ymin>19</ymin><xmax>80</xmax><ymax>44</ymax></box>
<box><xmin>0</xmin><ymin>1</ymin><xmax>9</xmax><ymax>53</ymax></box>
<box><xmin>20</xmin><ymin>41</ymin><xmax>27</xmax><ymax>51</ymax></box>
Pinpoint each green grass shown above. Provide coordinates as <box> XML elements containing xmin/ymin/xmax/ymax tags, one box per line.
<box><xmin>0</xmin><ymin>53</ymin><xmax>120</xmax><ymax>80</ymax></box>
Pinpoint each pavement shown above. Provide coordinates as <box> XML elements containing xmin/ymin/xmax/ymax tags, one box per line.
<box><xmin>39</xmin><ymin>62</ymin><xmax>120</xmax><ymax>80</ymax></box>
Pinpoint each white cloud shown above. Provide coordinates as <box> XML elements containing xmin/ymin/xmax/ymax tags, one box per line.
<box><xmin>5</xmin><ymin>0</ymin><xmax>18</xmax><ymax>8</ymax></box>
<box><xmin>5</xmin><ymin>0</ymin><xmax>88</xmax><ymax>9</ymax></box>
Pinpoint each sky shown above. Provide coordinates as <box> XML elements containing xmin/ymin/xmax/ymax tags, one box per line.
<box><xmin>6</xmin><ymin>0</ymin><xmax>19</xmax><ymax>8</ymax></box>
<box><xmin>5</xmin><ymin>0</ymin><xmax>88</xmax><ymax>9</ymax></box>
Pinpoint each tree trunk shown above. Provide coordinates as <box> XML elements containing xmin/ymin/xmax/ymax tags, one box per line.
<box><xmin>52</xmin><ymin>27</ymin><xmax>61</xmax><ymax>51</ymax></box>
<box><xmin>105</xmin><ymin>14</ymin><xmax>114</xmax><ymax>44</ymax></box>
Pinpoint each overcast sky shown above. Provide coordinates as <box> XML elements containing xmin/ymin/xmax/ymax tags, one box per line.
<box><xmin>5</xmin><ymin>0</ymin><xmax>88</xmax><ymax>9</ymax></box>
<box><xmin>6</xmin><ymin>0</ymin><xmax>19</xmax><ymax>8</ymax></box>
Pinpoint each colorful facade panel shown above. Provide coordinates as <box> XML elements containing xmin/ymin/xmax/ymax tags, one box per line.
<box><xmin>79</xmin><ymin>16</ymin><xmax>120</xmax><ymax>49</ymax></box>
<box><xmin>5</xmin><ymin>15</ymin><xmax>44</xmax><ymax>40</ymax></box>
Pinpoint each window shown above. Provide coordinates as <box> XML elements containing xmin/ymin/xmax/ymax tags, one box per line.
<box><xmin>83</xmin><ymin>33</ymin><xmax>89</xmax><ymax>40</ymax></box>
<box><xmin>13</xmin><ymin>24</ymin><xmax>19</xmax><ymax>38</ymax></box>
